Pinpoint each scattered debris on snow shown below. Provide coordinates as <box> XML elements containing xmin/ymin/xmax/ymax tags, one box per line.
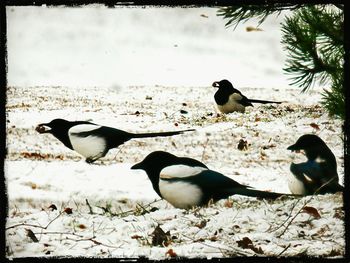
<box><xmin>5</xmin><ymin>85</ymin><xmax>344</xmax><ymax>259</ymax></box>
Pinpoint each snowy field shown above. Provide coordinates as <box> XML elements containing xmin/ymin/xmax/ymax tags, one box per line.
<box><xmin>5</xmin><ymin>6</ymin><xmax>344</xmax><ymax>260</ymax></box>
<box><xmin>5</xmin><ymin>85</ymin><xmax>344</xmax><ymax>259</ymax></box>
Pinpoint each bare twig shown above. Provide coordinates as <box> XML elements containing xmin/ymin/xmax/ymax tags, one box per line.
<box><xmin>6</xmin><ymin>211</ymin><xmax>64</xmax><ymax>231</ymax></box>
<box><xmin>277</xmin><ymin>196</ymin><xmax>314</xmax><ymax>238</ymax></box>
<box><xmin>113</xmin><ymin>144</ymin><xmax>126</xmax><ymax>162</ymax></box>
<box><xmin>269</xmin><ymin>177</ymin><xmax>335</xmax><ymax>236</ymax></box>
<box><xmin>95</xmin><ymin>199</ymin><xmax>161</xmax><ymax>217</ymax></box>
<box><xmin>181</xmin><ymin>233</ymin><xmax>254</xmax><ymax>257</ymax></box>
<box><xmin>32</xmin><ymin>231</ymin><xmax>122</xmax><ymax>249</ymax></box>
<box><xmin>277</xmin><ymin>243</ymin><xmax>291</xmax><ymax>257</ymax></box>
<box><xmin>85</xmin><ymin>199</ymin><xmax>94</xmax><ymax>214</ymax></box>
<box><xmin>267</xmin><ymin>198</ymin><xmax>302</xmax><ymax>233</ymax></box>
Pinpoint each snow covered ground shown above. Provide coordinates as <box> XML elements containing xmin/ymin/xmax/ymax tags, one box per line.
<box><xmin>5</xmin><ymin>6</ymin><xmax>344</xmax><ymax>260</ymax></box>
<box><xmin>5</xmin><ymin>85</ymin><xmax>344</xmax><ymax>259</ymax></box>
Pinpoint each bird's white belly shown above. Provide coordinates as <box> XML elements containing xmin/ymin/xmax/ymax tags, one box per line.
<box><xmin>287</xmin><ymin>172</ymin><xmax>306</xmax><ymax>195</ymax></box>
<box><xmin>217</xmin><ymin>93</ymin><xmax>245</xmax><ymax>113</ymax></box>
<box><xmin>69</xmin><ymin>134</ymin><xmax>106</xmax><ymax>158</ymax></box>
<box><xmin>68</xmin><ymin>124</ymin><xmax>106</xmax><ymax>159</ymax></box>
<box><xmin>159</xmin><ymin>180</ymin><xmax>202</xmax><ymax>209</ymax></box>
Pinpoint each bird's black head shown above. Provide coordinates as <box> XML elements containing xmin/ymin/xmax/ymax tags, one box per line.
<box><xmin>35</xmin><ymin>118</ymin><xmax>83</xmax><ymax>149</ymax></box>
<box><xmin>287</xmin><ymin>134</ymin><xmax>327</xmax><ymax>151</ymax></box>
<box><xmin>287</xmin><ymin>134</ymin><xmax>333</xmax><ymax>161</ymax></box>
<box><xmin>131</xmin><ymin>151</ymin><xmax>179</xmax><ymax>184</ymax></box>
<box><xmin>36</xmin><ymin>119</ymin><xmax>73</xmax><ymax>134</ymax></box>
<box><xmin>212</xmin><ymin>79</ymin><xmax>234</xmax><ymax>91</ymax></box>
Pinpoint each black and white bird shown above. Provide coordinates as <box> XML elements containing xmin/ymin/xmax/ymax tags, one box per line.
<box><xmin>131</xmin><ymin>151</ymin><xmax>289</xmax><ymax>209</ymax></box>
<box><xmin>212</xmin><ymin>79</ymin><xmax>281</xmax><ymax>113</ymax></box>
<box><xmin>36</xmin><ymin>119</ymin><xmax>194</xmax><ymax>163</ymax></box>
<box><xmin>287</xmin><ymin>134</ymin><xmax>344</xmax><ymax>195</ymax></box>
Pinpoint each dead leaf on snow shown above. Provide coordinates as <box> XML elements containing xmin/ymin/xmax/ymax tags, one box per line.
<box><xmin>302</xmin><ymin>206</ymin><xmax>321</xmax><ymax>219</ymax></box>
<box><xmin>195</xmin><ymin>220</ymin><xmax>207</xmax><ymax>229</ymax></box>
<box><xmin>78</xmin><ymin>224</ymin><xmax>86</xmax><ymax>229</ymax></box>
<box><xmin>64</xmin><ymin>207</ymin><xmax>73</xmax><ymax>214</ymax></box>
<box><xmin>237</xmin><ymin>139</ymin><xmax>248</xmax><ymax>151</ymax></box>
<box><xmin>166</xmin><ymin>249</ymin><xmax>177</xmax><ymax>258</ymax></box>
<box><xmin>151</xmin><ymin>225</ymin><xmax>171</xmax><ymax>247</ymax></box>
<box><xmin>131</xmin><ymin>235</ymin><xmax>143</xmax><ymax>239</ymax></box>
<box><xmin>48</xmin><ymin>204</ymin><xmax>57</xmax><ymax>211</ymax></box>
<box><xmin>246</xmin><ymin>26</ymin><xmax>263</xmax><ymax>32</ymax></box>
<box><xmin>236</xmin><ymin>237</ymin><xmax>264</xmax><ymax>254</ymax></box>
<box><xmin>224</xmin><ymin>199</ymin><xmax>233</xmax><ymax>208</ymax></box>
<box><xmin>236</xmin><ymin>236</ymin><xmax>253</xmax><ymax>249</ymax></box>
<box><xmin>26</xmin><ymin>229</ymin><xmax>39</xmax><ymax>242</ymax></box>
<box><xmin>310</xmin><ymin>123</ymin><xmax>320</xmax><ymax>130</ymax></box>
<box><xmin>210</xmin><ymin>236</ymin><xmax>218</xmax><ymax>242</ymax></box>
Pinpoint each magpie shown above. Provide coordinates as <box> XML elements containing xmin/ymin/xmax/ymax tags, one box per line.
<box><xmin>131</xmin><ymin>151</ymin><xmax>289</xmax><ymax>209</ymax></box>
<box><xmin>287</xmin><ymin>134</ymin><xmax>344</xmax><ymax>195</ymax></box>
<box><xmin>36</xmin><ymin>119</ymin><xmax>194</xmax><ymax>163</ymax></box>
<box><xmin>212</xmin><ymin>79</ymin><xmax>282</xmax><ymax>113</ymax></box>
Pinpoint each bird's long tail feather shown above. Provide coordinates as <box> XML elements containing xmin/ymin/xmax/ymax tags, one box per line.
<box><xmin>248</xmin><ymin>99</ymin><xmax>282</xmax><ymax>104</ymax></box>
<box><xmin>131</xmin><ymin>129</ymin><xmax>195</xmax><ymax>139</ymax></box>
<box><xmin>233</xmin><ymin>187</ymin><xmax>290</xmax><ymax>199</ymax></box>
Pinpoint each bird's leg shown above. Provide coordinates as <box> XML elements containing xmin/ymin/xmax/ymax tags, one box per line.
<box><xmin>85</xmin><ymin>151</ymin><xmax>107</xmax><ymax>164</ymax></box>
<box><xmin>85</xmin><ymin>158</ymin><xmax>96</xmax><ymax>164</ymax></box>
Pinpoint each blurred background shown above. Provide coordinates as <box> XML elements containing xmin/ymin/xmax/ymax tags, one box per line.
<box><xmin>7</xmin><ymin>6</ymin><xmax>290</xmax><ymax>89</ymax></box>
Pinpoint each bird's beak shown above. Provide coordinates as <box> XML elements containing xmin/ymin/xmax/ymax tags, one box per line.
<box><xmin>287</xmin><ymin>144</ymin><xmax>302</xmax><ymax>153</ymax></box>
<box><xmin>35</xmin><ymin>123</ymin><xmax>51</xmax><ymax>134</ymax></box>
<box><xmin>212</xmin><ymin>81</ymin><xmax>219</xmax><ymax>88</ymax></box>
<box><xmin>287</xmin><ymin>144</ymin><xmax>295</xmax><ymax>151</ymax></box>
<box><xmin>131</xmin><ymin>162</ymin><xmax>143</xmax><ymax>170</ymax></box>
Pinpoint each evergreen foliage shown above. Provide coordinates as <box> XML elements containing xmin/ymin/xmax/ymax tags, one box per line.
<box><xmin>217</xmin><ymin>4</ymin><xmax>345</xmax><ymax>120</ymax></box>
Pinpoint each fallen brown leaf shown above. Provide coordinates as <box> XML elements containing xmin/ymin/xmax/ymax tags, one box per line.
<box><xmin>131</xmin><ymin>234</ymin><xmax>143</xmax><ymax>239</ymax></box>
<box><xmin>64</xmin><ymin>207</ymin><xmax>73</xmax><ymax>214</ymax></box>
<box><xmin>237</xmin><ymin>236</ymin><xmax>253</xmax><ymax>249</ymax></box>
<box><xmin>236</xmin><ymin>236</ymin><xmax>264</xmax><ymax>254</ymax></box>
<box><xmin>237</xmin><ymin>139</ymin><xmax>248</xmax><ymax>151</ymax></box>
<box><xmin>48</xmin><ymin>204</ymin><xmax>57</xmax><ymax>211</ymax></box>
<box><xmin>26</xmin><ymin>229</ymin><xmax>39</xmax><ymax>242</ymax></box>
<box><xmin>151</xmin><ymin>225</ymin><xmax>171</xmax><ymax>246</ymax></box>
<box><xmin>310</xmin><ymin>123</ymin><xmax>320</xmax><ymax>130</ymax></box>
<box><xmin>78</xmin><ymin>224</ymin><xmax>86</xmax><ymax>229</ymax></box>
<box><xmin>195</xmin><ymin>220</ymin><xmax>207</xmax><ymax>229</ymax></box>
<box><xmin>302</xmin><ymin>206</ymin><xmax>321</xmax><ymax>219</ymax></box>
<box><xmin>246</xmin><ymin>26</ymin><xmax>263</xmax><ymax>32</ymax></box>
<box><xmin>224</xmin><ymin>199</ymin><xmax>233</xmax><ymax>208</ymax></box>
<box><xmin>166</xmin><ymin>248</ymin><xmax>177</xmax><ymax>257</ymax></box>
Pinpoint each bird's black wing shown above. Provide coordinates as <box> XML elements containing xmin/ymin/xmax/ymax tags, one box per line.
<box><xmin>89</xmin><ymin>126</ymin><xmax>133</xmax><ymax>148</ymax></box>
<box><xmin>184</xmin><ymin>170</ymin><xmax>284</xmax><ymax>201</ymax></box>
<box><xmin>290</xmin><ymin>161</ymin><xmax>342</xmax><ymax>194</ymax></box>
<box><xmin>227</xmin><ymin>87</ymin><xmax>253</xmax><ymax>107</ymax></box>
<box><xmin>170</xmin><ymin>169</ymin><xmax>249</xmax><ymax>199</ymax></box>
<box><xmin>238</xmin><ymin>94</ymin><xmax>254</xmax><ymax>107</ymax></box>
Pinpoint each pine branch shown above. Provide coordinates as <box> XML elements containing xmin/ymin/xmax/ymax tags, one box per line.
<box><xmin>217</xmin><ymin>4</ymin><xmax>306</xmax><ymax>29</ymax></box>
<box><xmin>281</xmin><ymin>6</ymin><xmax>343</xmax><ymax>92</ymax></box>
<box><xmin>321</xmin><ymin>73</ymin><xmax>345</xmax><ymax>119</ymax></box>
